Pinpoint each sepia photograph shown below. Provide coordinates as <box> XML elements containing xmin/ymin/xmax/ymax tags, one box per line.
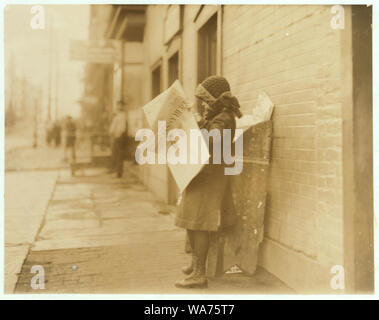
<box><xmin>2</xmin><ymin>2</ymin><xmax>375</xmax><ymax>298</ymax></box>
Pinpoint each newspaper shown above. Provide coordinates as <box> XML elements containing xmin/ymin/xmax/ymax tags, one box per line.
<box><xmin>142</xmin><ymin>80</ymin><xmax>209</xmax><ymax>193</ymax></box>
<box><xmin>234</xmin><ymin>91</ymin><xmax>274</xmax><ymax>141</ymax></box>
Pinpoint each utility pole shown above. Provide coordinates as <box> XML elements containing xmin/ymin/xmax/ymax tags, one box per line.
<box><xmin>21</xmin><ymin>75</ymin><xmax>26</xmax><ymax>117</ymax></box>
<box><xmin>33</xmin><ymin>96</ymin><xmax>38</xmax><ymax>148</ymax></box>
<box><xmin>34</xmin><ymin>85</ymin><xmax>43</xmax><ymax>148</ymax></box>
<box><xmin>55</xmin><ymin>41</ymin><xmax>59</xmax><ymax>120</ymax></box>
<box><xmin>9</xmin><ymin>53</ymin><xmax>15</xmax><ymax>125</ymax></box>
<box><xmin>120</xmin><ymin>41</ymin><xmax>125</xmax><ymax>104</ymax></box>
<box><xmin>47</xmin><ymin>15</ymin><xmax>53</xmax><ymax>121</ymax></box>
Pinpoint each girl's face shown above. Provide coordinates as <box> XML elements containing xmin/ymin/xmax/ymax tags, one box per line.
<box><xmin>202</xmin><ymin>101</ymin><xmax>211</xmax><ymax>117</ymax></box>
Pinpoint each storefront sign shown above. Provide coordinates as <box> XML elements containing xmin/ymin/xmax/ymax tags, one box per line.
<box><xmin>69</xmin><ymin>40</ymin><xmax>118</xmax><ymax>64</ymax></box>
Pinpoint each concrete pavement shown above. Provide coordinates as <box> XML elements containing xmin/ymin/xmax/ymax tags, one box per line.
<box><xmin>4</xmin><ymin>125</ymin><xmax>70</xmax><ymax>293</ymax></box>
<box><xmin>11</xmin><ymin>163</ymin><xmax>292</xmax><ymax>294</ymax></box>
<box><xmin>4</xmin><ymin>125</ymin><xmax>292</xmax><ymax>295</ymax></box>
<box><xmin>4</xmin><ymin>170</ymin><xmax>58</xmax><ymax>293</ymax></box>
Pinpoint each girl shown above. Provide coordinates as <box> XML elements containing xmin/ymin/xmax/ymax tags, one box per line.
<box><xmin>175</xmin><ymin>76</ymin><xmax>243</xmax><ymax>289</ymax></box>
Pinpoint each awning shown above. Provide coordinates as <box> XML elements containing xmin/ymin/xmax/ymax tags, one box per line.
<box><xmin>105</xmin><ymin>5</ymin><xmax>146</xmax><ymax>42</ymax></box>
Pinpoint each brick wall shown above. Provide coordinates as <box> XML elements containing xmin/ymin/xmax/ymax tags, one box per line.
<box><xmin>139</xmin><ymin>5</ymin><xmax>345</xmax><ymax>291</ymax></box>
<box><xmin>223</xmin><ymin>5</ymin><xmax>344</xmax><ymax>291</ymax></box>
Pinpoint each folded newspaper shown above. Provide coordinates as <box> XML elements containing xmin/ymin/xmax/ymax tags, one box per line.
<box><xmin>142</xmin><ymin>80</ymin><xmax>209</xmax><ymax>193</ymax></box>
<box><xmin>234</xmin><ymin>91</ymin><xmax>274</xmax><ymax>141</ymax></box>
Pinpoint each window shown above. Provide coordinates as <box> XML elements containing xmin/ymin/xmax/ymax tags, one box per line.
<box><xmin>197</xmin><ymin>14</ymin><xmax>217</xmax><ymax>84</ymax></box>
<box><xmin>151</xmin><ymin>65</ymin><xmax>161</xmax><ymax>98</ymax></box>
<box><xmin>168</xmin><ymin>52</ymin><xmax>179</xmax><ymax>86</ymax></box>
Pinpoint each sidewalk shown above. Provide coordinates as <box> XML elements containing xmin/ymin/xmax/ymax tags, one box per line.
<box><xmin>4</xmin><ymin>130</ymin><xmax>88</xmax><ymax>293</ymax></box>
<box><xmin>4</xmin><ymin>170</ymin><xmax>58</xmax><ymax>293</ymax></box>
<box><xmin>12</xmin><ymin>163</ymin><xmax>293</xmax><ymax>294</ymax></box>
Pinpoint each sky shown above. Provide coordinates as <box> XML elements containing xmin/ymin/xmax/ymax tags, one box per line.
<box><xmin>5</xmin><ymin>5</ymin><xmax>90</xmax><ymax>119</ymax></box>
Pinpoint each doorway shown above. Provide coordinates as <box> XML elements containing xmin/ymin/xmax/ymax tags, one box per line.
<box><xmin>197</xmin><ymin>13</ymin><xmax>217</xmax><ymax>115</ymax></box>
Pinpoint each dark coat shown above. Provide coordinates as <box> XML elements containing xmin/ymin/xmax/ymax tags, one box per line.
<box><xmin>174</xmin><ymin>109</ymin><xmax>237</xmax><ymax>231</ymax></box>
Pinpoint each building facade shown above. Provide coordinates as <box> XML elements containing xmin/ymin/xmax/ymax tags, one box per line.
<box><xmin>88</xmin><ymin>4</ymin><xmax>373</xmax><ymax>293</ymax></box>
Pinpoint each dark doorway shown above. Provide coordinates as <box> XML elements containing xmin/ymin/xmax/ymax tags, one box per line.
<box><xmin>151</xmin><ymin>65</ymin><xmax>161</xmax><ymax>98</ymax></box>
<box><xmin>197</xmin><ymin>14</ymin><xmax>217</xmax><ymax>115</ymax></box>
<box><xmin>197</xmin><ymin>14</ymin><xmax>217</xmax><ymax>84</ymax></box>
<box><xmin>168</xmin><ymin>52</ymin><xmax>179</xmax><ymax>86</ymax></box>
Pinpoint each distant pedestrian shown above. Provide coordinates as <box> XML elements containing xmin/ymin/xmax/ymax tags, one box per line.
<box><xmin>46</xmin><ymin>120</ymin><xmax>54</xmax><ymax>146</ymax></box>
<box><xmin>97</xmin><ymin>111</ymin><xmax>110</xmax><ymax>151</ymax></box>
<box><xmin>52</xmin><ymin>120</ymin><xmax>62</xmax><ymax>147</ymax></box>
<box><xmin>64</xmin><ymin>116</ymin><xmax>77</xmax><ymax>162</ymax></box>
<box><xmin>109</xmin><ymin>101</ymin><xmax>128</xmax><ymax>178</ymax></box>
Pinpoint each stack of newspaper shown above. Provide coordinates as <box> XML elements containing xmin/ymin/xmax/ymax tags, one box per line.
<box><xmin>234</xmin><ymin>91</ymin><xmax>275</xmax><ymax>141</ymax></box>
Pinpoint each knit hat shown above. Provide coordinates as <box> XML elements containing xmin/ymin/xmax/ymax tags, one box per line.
<box><xmin>195</xmin><ymin>76</ymin><xmax>242</xmax><ymax>119</ymax></box>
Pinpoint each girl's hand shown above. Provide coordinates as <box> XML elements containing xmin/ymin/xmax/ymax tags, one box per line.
<box><xmin>186</xmin><ymin>102</ymin><xmax>202</xmax><ymax>122</ymax></box>
<box><xmin>193</xmin><ymin>112</ymin><xmax>202</xmax><ymax>122</ymax></box>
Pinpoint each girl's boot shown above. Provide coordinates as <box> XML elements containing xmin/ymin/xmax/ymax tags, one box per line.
<box><xmin>175</xmin><ymin>256</ymin><xmax>208</xmax><ymax>289</ymax></box>
<box><xmin>182</xmin><ymin>254</ymin><xmax>194</xmax><ymax>275</ymax></box>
